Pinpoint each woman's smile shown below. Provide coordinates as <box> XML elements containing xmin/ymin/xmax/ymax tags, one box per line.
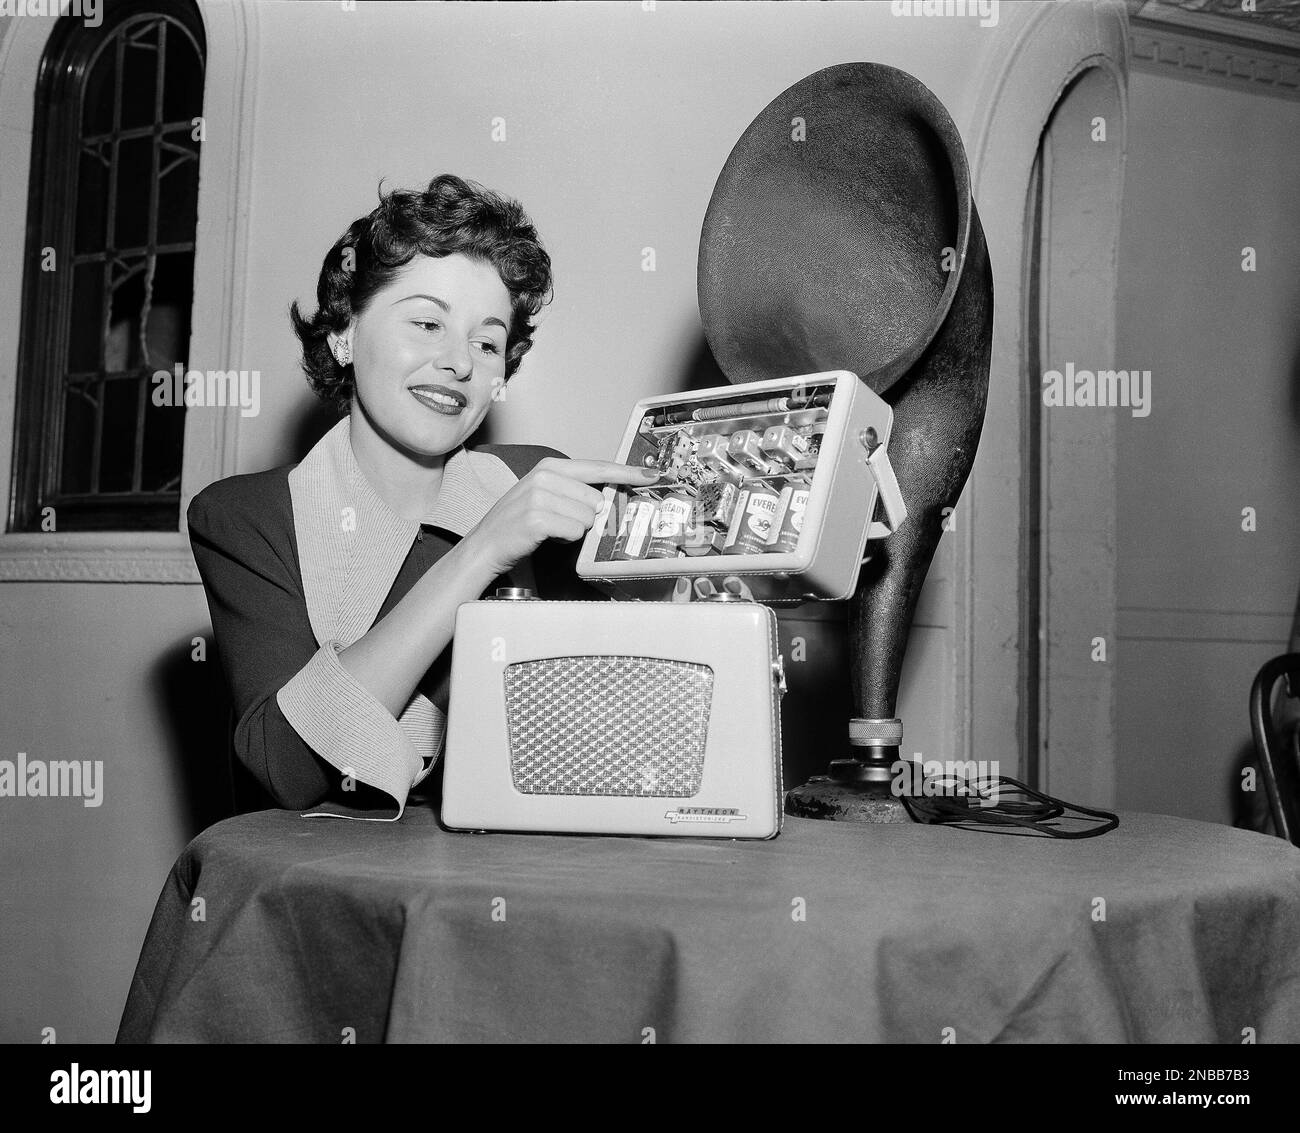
<box><xmin>409</xmin><ymin>382</ymin><xmax>468</xmax><ymax>415</ymax></box>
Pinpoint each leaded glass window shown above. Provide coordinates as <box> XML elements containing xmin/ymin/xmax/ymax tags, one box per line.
<box><xmin>10</xmin><ymin>1</ymin><xmax>205</xmax><ymax>532</ymax></box>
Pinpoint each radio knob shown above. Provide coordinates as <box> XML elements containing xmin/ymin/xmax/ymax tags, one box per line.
<box><xmin>492</xmin><ymin>587</ymin><xmax>538</xmax><ymax>601</ymax></box>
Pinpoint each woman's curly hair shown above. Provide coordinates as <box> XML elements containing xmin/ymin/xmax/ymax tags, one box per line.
<box><xmin>290</xmin><ymin>174</ymin><xmax>553</xmax><ymax>415</ymax></box>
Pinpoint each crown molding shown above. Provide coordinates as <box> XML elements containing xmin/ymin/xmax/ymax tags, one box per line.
<box><xmin>1128</xmin><ymin>2</ymin><xmax>1300</xmax><ymax>99</ymax></box>
<box><xmin>1128</xmin><ymin>0</ymin><xmax>1300</xmax><ymax>50</ymax></box>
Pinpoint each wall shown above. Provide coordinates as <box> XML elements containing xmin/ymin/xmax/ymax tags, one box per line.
<box><xmin>0</xmin><ymin>584</ymin><xmax>227</xmax><ymax>1044</ymax></box>
<box><xmin>0</xmin><ymin>0</ymin><xmax>1078</xmax><ymax>1042</ymax></box>
<box><xmin>1113</xmin><ymin>66</ymin><xmax>1300</xmax><ymax>825</ymax></box>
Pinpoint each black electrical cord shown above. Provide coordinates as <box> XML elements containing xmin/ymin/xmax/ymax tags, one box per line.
<box><xmin>899</xmin><ymin>772</ymin><xmax>1119</xmax><ymax>838</ymax></box>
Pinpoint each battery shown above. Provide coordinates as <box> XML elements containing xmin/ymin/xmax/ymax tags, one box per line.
<box><xmin>723</xmin><ymin>482</ymin><xmax>781</xmax><ymax>556</ymax></box>
<box><xmin>611</xmin><ymin>495</ymin><xmax>658</xmax><ymax>560</ymax></box>
<box><xmin>693</xmin><ymin>479</ymin><xmax>739</xmax><ymax>529</ymax></box>
<box><xmin>760</xmin><ymin>425</ymin><xmax>809</xmax><ymax>471</ymax></box>
<box><xmin>645</xmin><ymin>493</ymin><xmax>693</xmax><ymax>558</ymax></box>
<box><xmin>727</xmin><ymin>429</ymin><xmax>771</xmax><ymax>475</ymax></box>
<box><xmin>768</xmin><ymin>481</ymin><xmax>811</xmax><ymax>552</ymax></box>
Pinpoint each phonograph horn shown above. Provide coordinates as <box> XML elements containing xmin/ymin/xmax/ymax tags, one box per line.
<box><xmin>697</xmin><ymin>62</ymin><xmax>994</xmax><ymax>820</ymax></box>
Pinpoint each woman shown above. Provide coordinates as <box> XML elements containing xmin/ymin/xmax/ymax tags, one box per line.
<box><xmin>188</xmin><ymin>174</ymin><xmax>659</xmax><ymax>819</ymax></box>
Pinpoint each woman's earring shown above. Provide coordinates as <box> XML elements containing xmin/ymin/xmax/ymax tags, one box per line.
<box><xmin>334</xmin><ymin>339</ymin><xmax>352</xmax><ymax>366</ymax></box>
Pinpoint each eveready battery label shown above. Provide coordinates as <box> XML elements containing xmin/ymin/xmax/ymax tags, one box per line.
<box><xmin>723</xmin><ymin>486</ymin><xmax>780</xmax><ymax>554</ymax></box>
<box><xmin>745</xmin><ymin>491</ymin><xmax>778</xmax><ymax>538</ymax></box>
<box><xmin>786</xmin><ymin>489</ymin><xmax>809</xmax><ymax>531</ymax></box>
<box><xmin>651</xmin><ymin>495</ymin><xmax>691</xmax><ymax>537</ymax></box>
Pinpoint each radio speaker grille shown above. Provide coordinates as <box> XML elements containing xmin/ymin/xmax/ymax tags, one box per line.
<box><xmin>503</xmin><ymin>655</ymin><xmax>713</xmax><ymax>796</ymax></box>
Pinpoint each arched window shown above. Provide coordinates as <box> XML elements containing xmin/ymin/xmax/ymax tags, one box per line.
<box><xmin>9</xmin><ymin>0</ymin><xmax>205</xmax><ymax>532</ymax></box>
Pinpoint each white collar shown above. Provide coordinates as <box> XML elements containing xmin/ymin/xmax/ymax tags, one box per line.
<box><xmin>287</xmin><ymin>416</ymin><xmax>518</xmax><ymax>646</ymax></box>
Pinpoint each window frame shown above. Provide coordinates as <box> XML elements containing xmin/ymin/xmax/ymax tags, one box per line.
<box><xmin>0</xmin><ymin>0</ymin><xmax>256</xmax><ymax>583</ymax></box>
<box><xmin>9</xmin><ymin>0</ymin><xmax>206</xmax><ymax>534</ymax></box>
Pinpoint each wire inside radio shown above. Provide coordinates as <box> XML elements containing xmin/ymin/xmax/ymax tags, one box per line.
<box><xmin>594</xmin><ymin>384</ymin><xmax>835</xmax><ymax>563</ymax></box>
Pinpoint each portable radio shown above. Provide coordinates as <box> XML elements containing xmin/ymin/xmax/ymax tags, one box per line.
<box><xmin>442</xmin><ymin>594</ymin><xmax>786</xmax><ymax>838</ymax></box>
<box><xmin>441</xmin><ymin>371</ymin><xmax>903</xmax><ymax>839</ymax></box>
<box><xmin>576</xmin><ymin>371</ymin><xmax>905</xmax><ymax>603</ymax></box>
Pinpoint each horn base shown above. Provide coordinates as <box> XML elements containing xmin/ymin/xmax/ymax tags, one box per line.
<box><xmin>784</xmin><ymin>776</ymin><xmax>912</xmax><ymax>824</ymax></box>
<box><xmin>786</xmin><ymin>750</ymin><xmax>926</xmax><ymax>822</ymax></box>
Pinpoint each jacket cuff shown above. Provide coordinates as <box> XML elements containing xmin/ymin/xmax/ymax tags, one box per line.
<box><xmin>276</xmin><ymin>642</ymin><xmax>446</xmax><ymax>819</ymax></box>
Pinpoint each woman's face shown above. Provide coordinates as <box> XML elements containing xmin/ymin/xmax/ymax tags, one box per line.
<box><xmin>343</xmin><ymin>252</ymin><xmax>512</xmax><ymax>459</ymax></box>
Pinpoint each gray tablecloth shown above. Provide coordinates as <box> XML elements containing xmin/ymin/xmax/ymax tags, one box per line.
<box><xmin>117</xmin><ymin>806</ymin><xmax>1300</xmax><ymax>1043</ymax></box>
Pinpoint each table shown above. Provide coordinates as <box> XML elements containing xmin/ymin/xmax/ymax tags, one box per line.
<box><xmin>116</xmin><ymin>806</ymin><xmax>1300</xmax><ymax>1043</ymax></box>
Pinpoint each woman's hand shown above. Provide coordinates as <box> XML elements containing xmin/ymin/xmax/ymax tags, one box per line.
<box><xmin>333</xmin><ymin>458</ymin><xmax>656</xmax><ymax>720</ymax></box>
<box><xmin>462</xmin><ymin>457</ymin><xmax>661</xmax><ymax>577</ymax></box>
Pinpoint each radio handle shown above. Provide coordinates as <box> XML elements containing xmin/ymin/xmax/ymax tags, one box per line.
<box><xmin>860</xmin><ymin>432</ymin><xmax>907</xmax><ymax>542</ymax></box>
